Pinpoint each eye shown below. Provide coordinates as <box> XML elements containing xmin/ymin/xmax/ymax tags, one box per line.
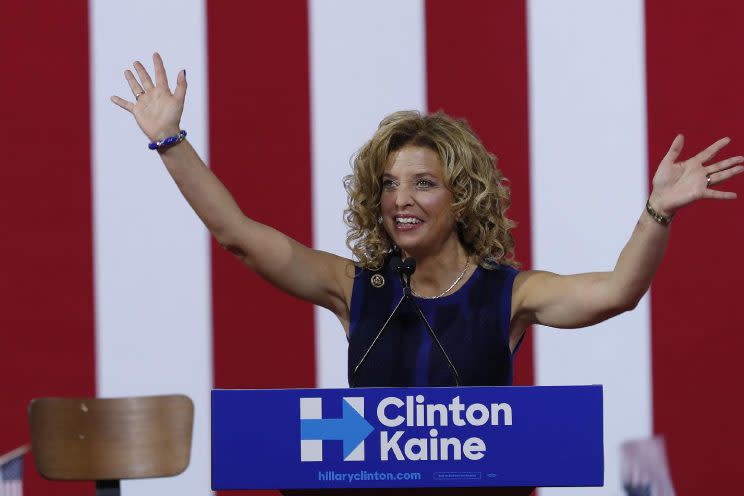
<box><xmin>381</xmin><ymin>178</ymin><xmax>398</xmax><ymax>190</ymax></box>
<box><xmin>416</xmin><ymin>178</ymin><xmax>435</xmax><ymax>189</ymax></box>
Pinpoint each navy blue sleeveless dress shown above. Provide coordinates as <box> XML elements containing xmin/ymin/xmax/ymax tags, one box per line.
<box><xmin>348</xmin><ymin>260</ymin><xmax>520</xmax><ymax>387</ymax></box>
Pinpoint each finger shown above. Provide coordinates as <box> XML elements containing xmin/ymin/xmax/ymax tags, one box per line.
<box><xmin>111</xmin><ymin>95</ymin><xmax>134</xmax><ymax>112</ymax></box>
<box><xmin>694</xmin><ymin>136</ymin><xmax>730</xmax><ymax>164</ymax></box>
<box><xmin>703</xmin><ymin>188</ymin><xmax>737</xmax><ymax>200</ymax></box>
<box><xmin>153</xmin><ymin>52</ymin><xmax>169</xmax><ymax>89</ymax></box>
<box><xmin>707</xmin><ymin>165</ymin><xmax>744</xmax><ymax>186</ymax></box>
<box><xmin>663</xmin><ymin>134</ymin><xmax>684</xmax><ymax>163</ymax></box>
<box><xmin>174</xmin><ymin>69</ymin><xmax>187</xmax><ymax>102</ymax></box>
<box><xmin>124</xmin><ymin>70</ymin><xmax>144</xmax><ymax>97</ymax></box>
<box><xmin>705</xmin><ymin>155</ymin><xmax>744</xmax><ymax>174</ymax></box>
<box><xmin>133</xmin><ymin>60</ymin><xmax>155</xmax><ymax>90</ymax></box>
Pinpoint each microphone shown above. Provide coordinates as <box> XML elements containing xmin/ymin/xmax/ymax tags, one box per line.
<box><xmin>350</xmin><ymin>255</ymin><xmax>461</xmax><ymax>387</ymax></box>
<box><xmin>390</xmin><ymin>256</ymin><xmax>416</xmax><ymax>292</ymax></box>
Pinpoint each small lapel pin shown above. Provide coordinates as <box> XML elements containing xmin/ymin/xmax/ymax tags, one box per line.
<box><xmin>370</xmin><ymin>274</ymin><xmax>385</xmax><ymax>288</ymax></box>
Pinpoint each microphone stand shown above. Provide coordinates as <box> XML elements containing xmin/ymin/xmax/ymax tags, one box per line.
<box><xmin>350</xmin><ymin>257</ymin><xmax>461</xmax><ymax>387</ymax></box>
<box><xmin>349</xmin><ymin>290</ymin><xmax>408</xmax><ymax>387</ymax></box>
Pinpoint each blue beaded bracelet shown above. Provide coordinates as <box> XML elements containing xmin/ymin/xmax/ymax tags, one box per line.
<box><xmin>148</xmin><ymin>130</ymin><xmax>187</xmax><ymax>150</ymax></box>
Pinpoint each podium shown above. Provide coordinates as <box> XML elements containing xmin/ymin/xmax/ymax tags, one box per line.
<box><xmin>212</xmin><ymin>385</ymin><xmax>603</xmax><ymax>494</ymax></box>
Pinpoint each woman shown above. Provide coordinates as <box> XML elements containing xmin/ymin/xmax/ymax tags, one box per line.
<box><xmin>112</xmin><ymin>53</ymin><xmax>743</xmax><ymax>387</ymax></box>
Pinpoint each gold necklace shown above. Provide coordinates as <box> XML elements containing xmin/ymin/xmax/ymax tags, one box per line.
<box><xmin>411</xmin><ymin>261</ymin><xmax>470</xmax><ymax>299</ymax></box>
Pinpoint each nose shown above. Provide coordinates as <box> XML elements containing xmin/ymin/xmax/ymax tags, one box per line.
<box><xmin>394</xmin><ymin>184</ymin><xmax>414</xmax><ymax>208</ymax></box>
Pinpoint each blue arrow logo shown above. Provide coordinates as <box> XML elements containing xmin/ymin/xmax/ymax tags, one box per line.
<box><xmin>300</xmin><ymin>399</ymin><xmax>374</xmax><ymax>459</ymax></box>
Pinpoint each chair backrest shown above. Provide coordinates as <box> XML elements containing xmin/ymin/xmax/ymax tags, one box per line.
<box><xmin>28</xmin><ymin>395</ymin><xmax>193</xmax><ymax>480</ymax></box>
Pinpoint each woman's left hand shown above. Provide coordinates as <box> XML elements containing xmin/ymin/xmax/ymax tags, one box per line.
<box><xmin>649</xmin><ymin>134</ymin><xmax>744</xmax><ymax>216</ymax></box>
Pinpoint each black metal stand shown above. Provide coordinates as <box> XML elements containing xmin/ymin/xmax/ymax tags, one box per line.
<box><xmin>350</xmin><ymin>275</ymin><xmax>461</xmax><ymax>387</ymax></box>
<box><xmin>96</xmin><ymin>480</ymin><xmax>120</xmax><ymax>496</ymax></box>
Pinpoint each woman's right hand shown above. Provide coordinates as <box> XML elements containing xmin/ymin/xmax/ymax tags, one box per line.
<box><xmin>111</xmin><ymin>52</ymin><xmax>186</xmax><ymax>142</ymax></box>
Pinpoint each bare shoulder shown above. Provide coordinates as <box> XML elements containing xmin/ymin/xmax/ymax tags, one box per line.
<box><xmin>316</xmin><ymin>250</ymin><xmax>357</xmax><ymax>331</ymax></box>
<box><xmin>512</xmin><ymin>270</ymin><xmax>559</xmax><ymax>318</ymax></box>
<box><xmin>509</xmin><ymin>270</ymin><xmax>557</xmax><ymax>350</ymax></box>
<box><xmin>317</xmin><ymin>249</ymin><xmax>356</xmax><ymax>302</ymax></box>
<box><xmin>513</xmin><ymin>270</ymin><xmax>555</xmax><ymax>301</ymax></box>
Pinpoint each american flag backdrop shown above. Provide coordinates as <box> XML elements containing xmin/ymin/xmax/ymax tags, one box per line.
<box><xmin>0</xmin><ymin>447</ymin><xmax>27</xmax><ymax>496</ymax></box>
<box><xmin>1</xmin><ymin>1</ymin><xmax>742</xmax><ymax>496</ymax></box>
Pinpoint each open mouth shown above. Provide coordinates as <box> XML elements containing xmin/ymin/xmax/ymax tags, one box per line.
<box><xmin>394</xmin><ymin>215</ymin><xmax>423</xmax><ymax>230</ymax></box>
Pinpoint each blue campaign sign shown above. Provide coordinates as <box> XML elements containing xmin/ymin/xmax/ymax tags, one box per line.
<box><xmin>212</xmin><ymin>386</ymin><xmax>603</xmax><ymax>490</ymax></box>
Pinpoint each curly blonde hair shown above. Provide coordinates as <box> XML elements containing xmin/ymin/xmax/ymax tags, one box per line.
<box><xmin>343</xmin><ymin>110</ymin><xmax>518</xmax><ymax>271</ymax></box>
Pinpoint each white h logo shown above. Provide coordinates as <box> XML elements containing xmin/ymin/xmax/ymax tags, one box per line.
<box><xmin>299</xmin><ymin>397</ymin><xmax>370</xmax><ymax>462</ymax></box>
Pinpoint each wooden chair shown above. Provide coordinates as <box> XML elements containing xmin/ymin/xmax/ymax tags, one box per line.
<box><xmin>28</xmin><ymin>395</ymin><xmax>193</xmax><ymax>496</ymax></box>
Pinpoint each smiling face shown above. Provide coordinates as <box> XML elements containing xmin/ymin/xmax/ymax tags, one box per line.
<box><xmin>380</xmin><ymin>145</ymin><xmax>460</xmax><ymax>258</ymax></box>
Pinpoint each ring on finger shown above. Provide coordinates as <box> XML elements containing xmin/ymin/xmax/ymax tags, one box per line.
<box><xmin>134</xmin><ymin>90</ymin><xmax>145</xmax><ymax>100</ymax></box>
<box><xmin>706</xmin><ymin>173</ymin><xmax>712</xmax><ymax>187</ymax></box>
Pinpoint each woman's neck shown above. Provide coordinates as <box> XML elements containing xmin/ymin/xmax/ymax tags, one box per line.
<box><xmin>402</xmin><ymin>242</ymin><xmax>471</xmax><ymax>296</ymax></box>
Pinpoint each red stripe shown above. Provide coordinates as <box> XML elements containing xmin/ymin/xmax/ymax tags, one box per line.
<box><xmin>646</xmin><ymin>1</ymin><xmax>744</xmax><ymax>492</ymax></box>
<box><xmin>207</xmin><ymin>3</ymin><xmax>315</xmax><ymax>388</ymax></box>
<box><xmin>0</xmin><ymin>2</ymin><xmax>94</xmax><ymax>495</ymax></box>
<box><xmin>425</xmin><ymin>0</ymin><xmax>534</xmax><ymax>385</ymax></box>
<box><xmin>207</xmin><ymin>4</ymin><xmax>314</xmax><ymax>491</ymax></box>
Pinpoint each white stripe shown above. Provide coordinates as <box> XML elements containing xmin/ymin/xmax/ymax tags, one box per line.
<box><xmin>309</xmin><ymin>0</ymin><xmax>427</xmax><ymax>387</ymax></box>
<box><xmin>0</xmin><ymin>481</ymin><xmax>21</xmax><ymax>496</ymax></box>
<box><xmin>528</xmin><ymin>1</ymin><xmax>652</xmax><ymax>494</ymax></box>
<box><xmin>90</xmin><ymin>2</ymin><xmax>211</xmax><ymax>496</ymax></box>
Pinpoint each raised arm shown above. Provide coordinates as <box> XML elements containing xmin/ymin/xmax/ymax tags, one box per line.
<box><xmin>511</xmin><ymin>135</ymin><xmax>743</xmax><ymax>338</ymax></box>
<box><xmin>111</xmin><ymin>53</ymin><xmax>353</xmax><ymax>325</ymax></box>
